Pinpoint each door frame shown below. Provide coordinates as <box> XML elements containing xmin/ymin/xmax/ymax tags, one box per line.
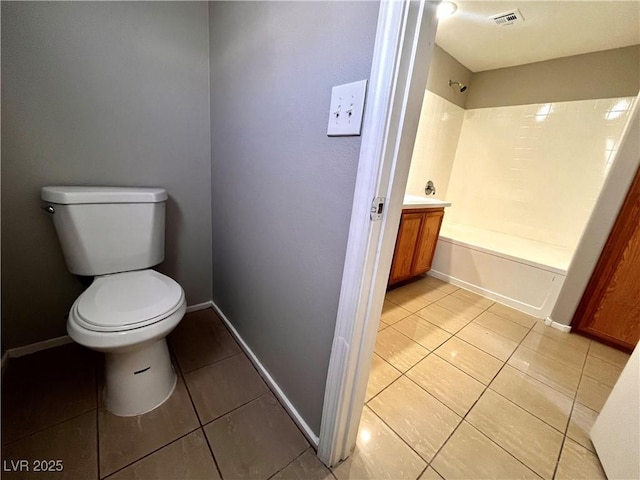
<box><xmin>317</xmin><ymin>0</ymin><xmax>438</xmax><ymax>466</ymax></box>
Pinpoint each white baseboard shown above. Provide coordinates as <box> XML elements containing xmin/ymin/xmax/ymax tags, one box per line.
<box><xmin>186</xmin><ymin>301</ymin><xmax>214</xmax><ymax>313</ymax></box>
<box><xmin>429</xmin><ymin>270</ymin><xmax>546</xmax><ymax>319</ymax></box>
<box><xmin>1</xmin><ymin>351</ymin><xmax>9</xmax><ymax>378</ymax></box>
<box><xmin>6</xmin><ymin>301</ymin><xmax>216</xmax><ymax>359</ymax></box>
<box><xmin>7</xmin><ymin>335</ymin><xmax>73</xmax><ymax>358</ymax></box>
<box><xmin>210</xmin><ymin>300</ymin><xmax>320</xmax><ymax>448</ymax></box>
<box><xmin>544</xmin><ymin>317</ymin><xmax>572</xmax><ymax>333</ymax></box>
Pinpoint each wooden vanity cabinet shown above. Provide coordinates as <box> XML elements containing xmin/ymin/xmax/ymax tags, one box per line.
<box><xmin>388</xmin><ymin>207</ymin><xmax>444</xmax><ymax>286</ymax></box>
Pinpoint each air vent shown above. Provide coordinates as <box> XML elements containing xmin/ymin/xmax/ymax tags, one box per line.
<box><xmin>490</xmin><ymin>9</ymin><xmax>524</xmax><ymax>26</ymax></box>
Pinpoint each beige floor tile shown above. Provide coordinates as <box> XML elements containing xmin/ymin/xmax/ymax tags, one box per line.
<box><xmin>271</xmin><ymin>449</ymin><xmax>333</xmax><ymax>480</ymax></box>
<box><xmin>393</xmin><ymin>316</ymin><xmax>452</xmax><ymax>351</ymax></box>
<box><xmin>422</xmin><ymin>275</ymin><xmax>459</xmax><ymax>293</ymax></box>
<box><xmin>507</xmin><ymin>346</ymin><xmax>582</xmax><ymax>398</ymax></box>
<box><xmin>380</xmin><ymin>300</ymin><xmax>412</xmax><ymax>325</ymax></box>
<box><xmin>489</xmin><ymin>365</ymin><xmax>573</xmax><ymax>432</ymax></box>
<box><xmin>332</xmin><ymin>407</ymin><xmax>426</xmax><ymax>480</ymax></box>
<box><xmin>419</xmin><ymin>467</ymin><xmax>444</xmax><ymax>479</ymax></box>
<box><xmin>567</xmin><ymin>403</ymin><xmax>598</xmax><ymax>453</ymax></box>
<box><xmin>169</xmin><ymin>309</ymin><xmax>242</xmax><ymax>374</ymax></box>
<box><xmin>1</xmin><ymin>411</ymin><xmax>97</xmax><ymax>480</ymax></box>
<box><xmin>435</xmin><ymin>337</ymin><xmax>503</xmax><ymax>385</ymax></box>
<box><xmin>99</xmin><ymin>375</ymin><xmax>200</xmax><ymax>477</ymax></box>
<box><xmin>588</xmin><ymin>341</ymin><xmax>630</xmax><ymax>369</ymax></box>
<box><xmin>466</xmin><ymin>390</ymin><xmax>563</xmax><ymax>479</ymax></box>
<box><xmin>435</xmin><ymin>295</ymin><xmax>486</xmax><ymax>320</ymax></box>
<box><xmin>369</xmin><ymin>376</ymin><xmax>461</xmax><ymax>462</ymax></box>
<box><xmin>473</xmin><ymin>311</ymin><xmax>530</xmax><ymax>343</ymax></box>
<box><xmin>204</xmin><ymin>392</ymin><xmax>308</xmax><ymax>479</ymax></box>
<box><xmin>1</xmin><ymin>344</ymin><xmax>97</xmax><ymax>445</ymax></box>
<box><xmin>185</xmin><ymin>353</ymin><xmax>269</xmax><ymax>424</ymax></box>
<box><xmin>555</xmin><ymin>438</ymin><xmax>606</xmax><ymax>480</ymax></box>
<box><xmin>575</xmin><ymin>375</ymin><xmax>612</xmax><ymax>412</ymax></box>
<box><xmin>107</xmin><ymin>430</ymin><xmax>220</xmax><ymax>480</ymax></box>
<box><xmin>431</xmin><ymin>421</ymin><xmax>540</xmax><ymax>479</ymax></box>
<box><xmin>521</xmin><ymin>331</ymin><xmax>588</xmax><ymax>371</ymax></box>
<box><xmin>531</xmin><ymin>322</ymin><xmax>590</xmax><ymax>351</ymax></box>
<box><xmin>488</xmin><ymin>303</ymin><xmax>538</xmax><ymax>328</ymax></box>
<box><xmin>415</xmin><ymin>303</ymin><xmax>473</xmax><ymax>334</ymax></box>
<box><xmin>385</xmin><ymin>289</ymin><xmax>433</xmax><ymax>313</ymax></box>
<box><xmin>365</xmin><ymin>354</ymin><xmax>401</xmax><ymax>402</ymax></box>
<box><xmin>399</xmin><ymin>279</ymin><xmax>451</xmax><ymax>303</ymax></box>
<box><xmin>457</xmin><ymin>322</ymin><xmax>519</xmax><ymax>361</ymax></box>
<box><xmin>374</xmin><ymin>327</ymin><xmax>429</xmax><ymax>372</ymax></box>
<box><xmin>450</xmin><ymin>289</ymin><xmax>494</xmax><ymax>309</ymax></box>
<box><xmin>378</xmin><ymin>320</ymin><xmax>389</xmax><ymax>332</ymax></box>
<box><xmin>582</xmin><ymin>355</ymin><xmax>623</xmax><ymax>387</ymax></box>
<box><xmin>406</xmin><ymin>355</ymin><xmax>485</xmax><ymax>416</ymax></box>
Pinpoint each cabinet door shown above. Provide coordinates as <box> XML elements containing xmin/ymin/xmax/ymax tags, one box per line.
<box><xmin>573</xmin><ymin>166</ymin><xmax>640</xmax><ymax>351</ymax></box>
<box><xmin>414</xmin><ymin>210</ymin><xmax>444</xmax><ymax>274</ymax></box>
<box><xmin>389</xmin><ymin>212</ymin><xmax>423</xmax><ymax>284</ymax></box>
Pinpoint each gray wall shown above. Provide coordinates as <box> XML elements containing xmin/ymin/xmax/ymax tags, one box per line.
<box><xmin>426</xmin><ymin>45</ymin><xmax>472</xmax><ymax>108</ymax></box>
<box><xmin>1</xmin><ymin>2</ymin><xmax>212</xmax><ymax>349</ymax></box>
<box><xmin>467</xmin><ymin>45</ymin><xmax>640</xmax><ymax>109</ymax></box>
<box><xmin>209</xmin><ymin>1</ymin><xmax>379</xmax><ymax>435</ymax></box>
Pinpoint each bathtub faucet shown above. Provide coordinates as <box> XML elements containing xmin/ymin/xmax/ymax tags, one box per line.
<box><xmin>425</xmin><ymin>181</ymin><xmax>436</xmax><ymax>196</ymax></box>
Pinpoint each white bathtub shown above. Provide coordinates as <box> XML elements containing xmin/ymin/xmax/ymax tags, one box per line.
<box><xmin>430</xmin><ymin>224</ymin><xmax>572</xmax><ymax>319</ymax></box>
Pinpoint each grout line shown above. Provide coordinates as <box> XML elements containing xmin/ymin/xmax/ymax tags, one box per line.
<box><xmin>166</xmin><ymin>341</ymin><xmax>205</xmax><ymax>427</ymax></box>
<box><xmin>200</xmin><ymin>391</ymin><xmax>272</xmax><ymax>429</ymax></box>
<box><xmin>265</xmin><ymin>447</ymin><xmax>311</xmax><ymax>480</ymax></box>
<box><xmin>420</xmin><ymin>313</ymin><xmax>546</xmax><ymax>478</ymax></box>
<box><xmin>1</xmin><ymin>407</ymin><xmax>99</xmax><ymax>448</ymax></box>
<box><xmin>99</xmin><ymin>426</ymin><xmax>202</xmax><ymax>479</ymax></box>
<box><xmin>179</xmin><ymin>350</ymin><xmax>245</xmax><ymax>378</ymax></box>
<box><xmin>201</xmin><ymin>426</ymin><xmax>225</xmax><ymax>480</ymax></box>
<box><xmin>378</xmin><ymin>285</ymin><xmax>552</xmax><ymax>478</ymax></box>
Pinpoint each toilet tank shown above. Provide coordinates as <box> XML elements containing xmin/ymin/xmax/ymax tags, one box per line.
<box><xmin>41</xmin><ymin>186</ymin><xmax>168</xmax><ymax>276</ymax></box>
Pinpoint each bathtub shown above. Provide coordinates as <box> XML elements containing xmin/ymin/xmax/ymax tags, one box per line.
<box><xmin>430</xmin><ymin>223</ymin><xmax>572</xmax><ymax>319</ymax></box>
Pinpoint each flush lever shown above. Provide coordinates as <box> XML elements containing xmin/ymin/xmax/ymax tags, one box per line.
<box><xmin>41</xmin><ymin>205</ymin><xmax>55</xmax><ymax>214</ymax></box>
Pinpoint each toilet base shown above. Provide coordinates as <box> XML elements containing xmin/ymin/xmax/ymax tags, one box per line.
<box><xmin>103</xmin><ymin>338</ymin><xmax>177</xmax><ymax>416</ymax></box>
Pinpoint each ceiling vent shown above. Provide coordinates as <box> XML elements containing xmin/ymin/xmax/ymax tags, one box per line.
<box><xmin>490</xmin><ymin>9</ymin><xmax>525</xmax><ymax>26</ymax></box>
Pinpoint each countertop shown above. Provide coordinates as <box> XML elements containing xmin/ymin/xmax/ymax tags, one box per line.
<box><xmin>403</xmin><ymin>194</ymin><xmax>451</xmax><ymax>209</ymax></box>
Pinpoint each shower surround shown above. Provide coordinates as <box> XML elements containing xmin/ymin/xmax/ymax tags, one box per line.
<box><xmin>408</xmin><ymin>91</ymin><xmax>637</xmax><ymax>318</ymax></box>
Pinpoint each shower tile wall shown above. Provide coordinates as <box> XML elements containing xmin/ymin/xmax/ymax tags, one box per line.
<box><xmin>444</xmin><ymin>97</ymin><xmax>635</xmax><ymax>250</ymax></box>
<box><xmin>406</xmin><ymin>91</ymin><xmax>465</xmax><ymax>198</ymax></box>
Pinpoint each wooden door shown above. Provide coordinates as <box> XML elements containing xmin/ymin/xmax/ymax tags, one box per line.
<box><xmin>389</xmin><ymin>212</ymin><xmax>422</xmax><ymax>284</ymax></box>
<box><xmin>414</xmin><ymin>210</ymin><xmax>444</xmax><ymax>274</ymax></box>
<box><xmin>573</xmin><ymin>166</ymin><xmax>640</xmax><ymax>352</ymax></box>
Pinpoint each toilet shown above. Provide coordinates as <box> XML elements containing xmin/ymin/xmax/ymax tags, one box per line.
<box><xmin>41</xmin><ymin>186</ymin><xmax>187</xmax><ymax>416</ymax></box>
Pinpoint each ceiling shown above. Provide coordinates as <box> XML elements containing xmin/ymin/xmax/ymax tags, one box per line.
<box><xmin>435</xmin><ymin>1</ymin><xmax>640</xmax><ymax>72</ymax></box>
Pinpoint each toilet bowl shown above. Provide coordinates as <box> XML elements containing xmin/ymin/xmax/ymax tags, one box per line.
<box><xmin>67</xmin><ymin>269</ymin><xmax>186</xmax><ymax>416</ymax></box>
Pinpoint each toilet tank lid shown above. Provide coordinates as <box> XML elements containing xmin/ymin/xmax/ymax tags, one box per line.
<box><xmin>41</xmin><ymin>186</ymin><xmax>168</xmax><ymax>204</ymax></box>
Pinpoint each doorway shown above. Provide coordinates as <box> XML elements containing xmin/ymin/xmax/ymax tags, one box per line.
<box><xmin>319</xmin><ymin>0</ymin><xmax>640</xmax><ymax>470</ymax></box>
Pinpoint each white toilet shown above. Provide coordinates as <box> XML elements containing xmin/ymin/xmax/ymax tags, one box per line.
<box><xmin>41</xmin><ymin>186</ymin><xmax>187</xmax><ymax>417</ymax></box>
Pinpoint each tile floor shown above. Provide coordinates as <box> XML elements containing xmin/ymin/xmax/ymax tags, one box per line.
<box><xmin>1</xmin><ymin>309</ymin><xmax>328</xmax><ymax>480</ymax></box>
<box><xmin>1</xmin><ymin>277</ymin><xmax>631</xmax><ymax>479</ymax></box>
<box><xmin>335</xmin><ymin>275</ymin><xmax>631</xmax><ymax>480</ymax></box>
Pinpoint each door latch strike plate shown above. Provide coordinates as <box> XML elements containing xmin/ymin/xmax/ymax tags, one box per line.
<box><xmin>370</xmin><ymin>197</ymin><xmax>385</xmax><ymax>221</ymax></box>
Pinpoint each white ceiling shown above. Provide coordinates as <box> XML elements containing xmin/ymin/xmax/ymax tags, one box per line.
<box><xmin>435</xmin><ymin>1</ymin><xmax>640</xmax><ymax>72</ymax></box>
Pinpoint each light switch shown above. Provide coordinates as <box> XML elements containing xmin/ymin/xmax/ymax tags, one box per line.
<box><xmin>327</xmin><ymin>79</ymin><xmax>367</xmax><ymax>136</ymax></box>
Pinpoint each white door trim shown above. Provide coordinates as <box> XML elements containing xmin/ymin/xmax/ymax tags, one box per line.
<box><xmin>317</xmin><ymin>0</ymin><xmax>438</xmax><ymax>466</ymax></box>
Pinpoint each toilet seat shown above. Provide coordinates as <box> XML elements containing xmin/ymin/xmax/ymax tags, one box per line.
<box><xmin>72</xmin><ymin>270</ymin><xmax>184</xmax><ymax>333</ymax></box>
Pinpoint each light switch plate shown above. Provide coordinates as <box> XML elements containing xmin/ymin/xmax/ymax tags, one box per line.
<box><xmin>327</xmin><ymin>79</ymin><xmax>367</xmax><ymax>136</ymax></box>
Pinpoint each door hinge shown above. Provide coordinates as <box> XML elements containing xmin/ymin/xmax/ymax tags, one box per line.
<box><xmin>370</xmin><ymin>197</ymin><xmax>385</xmax><ymax>221</ymax></box>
